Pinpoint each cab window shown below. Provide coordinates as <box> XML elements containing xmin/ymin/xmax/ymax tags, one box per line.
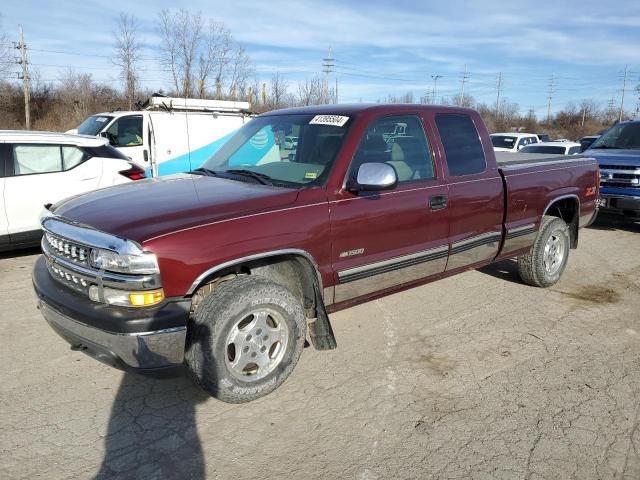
<box><xmin>348</xmin><ymin>115</ymin><xmax>434</xmax><ymax>183</ymax></box>
<box><xmin>435</xmin><ymin>114</ymin><xmax>486</xmax><ymax>176</ymax></box>
<box><xmin>106</xmin><ymin>115</ymin><xmax>143</xmax><ymax>147</ymax></box>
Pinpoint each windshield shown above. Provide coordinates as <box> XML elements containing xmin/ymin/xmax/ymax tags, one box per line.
<box><xmin>77</xmin><ymin>115</ymin><xmax>113</xmax><ymax>135</ymax></box>
<box><xmin>200</xmin><ymin>113</ymin><xmax>351</xmax><ymax>187</ymax></box>
<box><xmin>491</xmin><ymin>135</ymin><xmax>518</xmax><ymax>149</ymax></box>
<box><xmin>591</xmin><ymin>123</ymin><xmax>640</xmax><ymax>150</ymax></box>
<box><xmin>520</xmin><ymin>145</ymin><xmax>566</xmax><ymax>154</ymax></box>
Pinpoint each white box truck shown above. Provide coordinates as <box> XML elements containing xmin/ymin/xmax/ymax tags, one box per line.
<box><xmin>68</xmin><ymin>96</ymin><xmax>253</xmax><ymax>177</ymax></box>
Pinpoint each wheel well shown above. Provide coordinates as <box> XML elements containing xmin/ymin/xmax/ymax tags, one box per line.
<box><xmin>191</xmin><ymin>254</ymin><xmax>321</xmax><ymax>318</ymax></box>
<box><xmin>544</xmin><ymin>197</ymin><xmax>579</xmax><ymax>248</ymax></box>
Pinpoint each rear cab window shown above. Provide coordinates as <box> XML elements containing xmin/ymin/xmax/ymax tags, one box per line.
<box><xmin>435</xmin><ymin>114</ymin><xmax>486</xmax><ymax>176</ymax></box>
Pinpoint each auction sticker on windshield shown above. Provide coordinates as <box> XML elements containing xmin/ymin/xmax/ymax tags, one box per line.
<box><xmin>309</xmin><ymin>115</ymin><xmax>349</xmax><ymax>127</ymax></box>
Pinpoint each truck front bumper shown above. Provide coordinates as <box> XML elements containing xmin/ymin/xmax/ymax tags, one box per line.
<box><xmin>33</xmin><ymin>255</ymin><xmax>190</xmax><ymax>373</ymax></box>
<box><xmin>598</xmin><ymin>194</ymin><xmax>640</xmax><ymax>217</ymax></box>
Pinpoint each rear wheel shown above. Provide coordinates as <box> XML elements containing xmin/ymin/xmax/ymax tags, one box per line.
<box><xmin>517</xmin><ymin>215</ymin><xmax>570</xmax><ymax>287</ymax></box>
<box><xmin>185</xmin><ymin>275</ymin><xmax>306</xmax><ymax>403</ymax></box>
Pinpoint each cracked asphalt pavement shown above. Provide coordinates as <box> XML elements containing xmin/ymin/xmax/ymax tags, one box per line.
<box><xmin>1</xmin><ymin>214</ymin><xmax>639</xmax><ymax>480</ymax></box>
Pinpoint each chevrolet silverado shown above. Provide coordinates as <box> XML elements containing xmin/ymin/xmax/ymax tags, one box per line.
<box><xmin>33</xmin><ymin>104</ymin><xmax>599</xmax><ymax>403</ymax></box>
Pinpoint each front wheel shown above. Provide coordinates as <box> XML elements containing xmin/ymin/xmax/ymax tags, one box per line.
<box><xmin>517</xmin><ymin>215</ymin><xmax>570</xmax><ymax>287</ymax></box>
<box><xmin>185</xmin><ymin>275</ymin><xmax>307</xmax><ymax>403</ymax></box>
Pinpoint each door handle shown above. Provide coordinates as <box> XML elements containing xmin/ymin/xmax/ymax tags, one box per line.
<box><xmin>429</xmin><ymin>195</ymin><xmax>448</xmax><ymax>210</ymax></box>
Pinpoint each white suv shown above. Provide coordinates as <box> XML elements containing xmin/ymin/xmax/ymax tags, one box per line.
<box><xmin>0</xmin><ymin>131</ymin><xmax>145</xmax><ymax>251</ymax></box>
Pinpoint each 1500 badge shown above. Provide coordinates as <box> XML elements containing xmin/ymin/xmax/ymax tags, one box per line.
<box><xmin>339</xmin><ymin>248</ymin><xmax>365</xmax><ymax>258</ymax></box>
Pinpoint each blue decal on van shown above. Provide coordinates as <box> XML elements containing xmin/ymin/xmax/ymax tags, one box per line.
<box><xmin>228</xmin><ymin>127</ymin><xmax>275</xmax><ymax>166</ymax></box>
<box><xmin>146</xmin><ymin>131</ymin><xmax>235</xmax><ymax>177</ymax></box>
<box><xmin>146</xmin><ymin>125</ymin><xmax>277</xmax><ymax>177</ymax></box>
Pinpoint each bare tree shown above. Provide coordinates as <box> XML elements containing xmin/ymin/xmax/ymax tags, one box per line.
<box><xmin>158</xmin><ymin>10</ymin><xmax>253</xmax><ymax>99</ymax></box>
<box><xmin>158</xmin><ymin>9</ymin><xmax>203</xmax><ymax>96</ymax></box>
<box><xmin>58</xmin><ymin>70</ymin><xmax>98</xmax><ymax>124</ymax></box>
<box><xmin>113</xmin><ymin>13</ymin><xmax>141</xmax><ymax>110</ymax></box>
<box><xmin>452</xmin><ymin>92</ymin><xmax>475</xmax><ymax>108</ymax></box>
<box><xmin>297</xmin><ymin>77</ymin><xmax>324</xmax><ymax>106</ymax></box>
<box><xmin>0</xmin><ymin>15</ymin><xmax>13</xmax><ymax>80</ymax></box>
<box><xmin>268</xmin><ymin>73</ymin><xmax>289</xmax><ymax>108</ymax></box>
<box><xmin>225</xmin><ymin>46</ymin><xmax>252</xmax><ymax>100</ymax></box>
<box><xmin>198</xmin><ymin>21</ymin><xmax>232</xmax><ymax>98</ymax></box>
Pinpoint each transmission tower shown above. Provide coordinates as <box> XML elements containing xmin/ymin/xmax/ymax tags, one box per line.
<box><xmin>546</xmin><ymin>75</ymin><xmax>556</xmax><ymax>125</ymax></box>
<box><xmin>495</xmin><ymin>72</ymin><xmax>503</xmax><ymax>117</ymax></box>
<box><xmin>459</xmin><ymin>65</ymin><xmax>470</xmax><ymax>106</ymax></box>
<box><xmin>322</xmin><ymin>47</ymin><xmax>334</xmax><ymax>104</ymax></box>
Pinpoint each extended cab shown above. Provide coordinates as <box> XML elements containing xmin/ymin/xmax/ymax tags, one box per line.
<box><xmin>33</xmin><ymin>105</ymin><xmax>599</xmax><ymax>403</ymax></box>
<box><xmin>583</xmin><ymin>120</ymin><xmax>640</xmax><ymax>218</ymax></box>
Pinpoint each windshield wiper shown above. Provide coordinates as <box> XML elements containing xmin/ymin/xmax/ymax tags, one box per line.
<box><xmin>224</xmin><ymin>169</ymin><xmax>273</xmax><ymax>185</ymax></box>
<box><xmin>189</xmin><ymin>167</ymin><xmax>219</xmax><ymax>177</ymax></box>
<box><xmin>591</xmin><ymin>145</ymin><xmax>621</xmax><ymax>149</ymax></box>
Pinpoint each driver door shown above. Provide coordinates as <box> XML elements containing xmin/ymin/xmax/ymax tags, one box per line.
<box><xmin>329</xmin><ymin>114</ymin><xmax>450</xmax><ymax>304</ymax></box>
<box><xmin>105</xmin><ymin>115</ymin><xmax>145</xmax><ymax>165</ymax></box>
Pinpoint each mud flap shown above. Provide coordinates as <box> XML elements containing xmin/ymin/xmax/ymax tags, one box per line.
<box><xmin>308</xmin><ymin>286</ymin><xmax>337</xmax><ymax>350</ymax></box>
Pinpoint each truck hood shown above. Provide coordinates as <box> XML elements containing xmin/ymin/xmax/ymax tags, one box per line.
<box><xmin>583</xmin><ymin>148</ymin><xmax>640</xmax><ymax>166</ymax></box>
<box><xmin>51</xmin><ymin>174</ymin><xmax>300</xmax><ymax>243</ymax></box>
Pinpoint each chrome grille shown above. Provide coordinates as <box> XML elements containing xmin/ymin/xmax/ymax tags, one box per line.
<box><xmin>44</xmin><ymin>232</ymin><xmax>91</xmax><ymax>266</ymax></box>
<box><xmin>46</xmin><ymin>259</ymin><xmax>94</xmax><ymax>295</ymax></box>
<box><xmin>599</xmin><ymin>164</ymin><xmax>640</xmax><ymax>189</ymax></box>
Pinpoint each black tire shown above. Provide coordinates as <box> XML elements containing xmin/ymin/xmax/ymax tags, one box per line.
<box><xmin>517</xmin><ymin>215</ymin><xmax>571</xmax><ymax>287</ymax></box>
<box><xmin>185</xmin><ymin>275</ymin><xmax>306</xmax><ymax>403</ymax></box>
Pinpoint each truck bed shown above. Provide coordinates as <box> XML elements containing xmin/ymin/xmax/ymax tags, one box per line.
<box><xmin>495</xmin><ymin>151</ymin><xmax>585</xmax><ymax>168</ymax></box>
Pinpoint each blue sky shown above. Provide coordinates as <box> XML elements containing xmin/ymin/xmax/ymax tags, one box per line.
<box><xmin>2</xmin><ymin>0</ymin><xmax>640</xmax><ymax>118</ymax></box>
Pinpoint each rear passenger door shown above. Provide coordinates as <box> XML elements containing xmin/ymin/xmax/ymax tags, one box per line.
<box><xmin>330</xmin><ymin>114</ymin><xmax>450</xmax><ymax>304</ymax></box>
<box><xmin>432</xmin><ymin>113</ymin><xmax>504</xmax><ymax>271</ymax></box>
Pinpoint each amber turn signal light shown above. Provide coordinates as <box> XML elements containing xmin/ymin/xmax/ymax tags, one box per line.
<box><xmin>129</xmin><ymin>289</ymin><xmax>165</xmax><ymax>307</ymax></box>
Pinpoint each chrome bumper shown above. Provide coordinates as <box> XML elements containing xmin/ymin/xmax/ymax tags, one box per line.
<box><xmin>39</xmin><ymin>299</ymin><xmax>186</xmax><ymax>370</ymax></box>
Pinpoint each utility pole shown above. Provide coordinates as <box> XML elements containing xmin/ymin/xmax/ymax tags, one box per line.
<box><xmin>495</xmin><ymin>72</ymin><xmax>502</xmax><ymax>117</ymax></box>
<box><xmin>335</xmin><ymin>77</ymin><xmax>338</xmax><ymax>104</ymax></box>
<box><xmin>322</xmin><ymin>47</ymin><xmax>334</xmax><ymax>104</ymax></box>
<box><xmin>431</xmin><ymin>74</ymin><xmax>442</xmax><ymax>104</ymax></box>
<box><xmin>546</xmin><ymin>74</ymin><xmax>556</xmax><ymax>125</ymax></box>
<box><xmin>619</xmin><ymin>64</ymin><xmax>629</xmax><ymax>122</ymax></box>
<box><xmin>459</xmin><ymin>65</ymin><xmax>469</xmax><ymax>106</ymax></box>
<box><xmin>15</xmin><ymin>25</ymin><xmax>30</xmax><ymax>129</ymax></box>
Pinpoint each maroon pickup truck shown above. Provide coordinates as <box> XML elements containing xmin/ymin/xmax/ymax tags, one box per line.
<box><xmin>33</xmin><ymin>104</ymin><xmax>599</xmax><ymax>403</ymax></box>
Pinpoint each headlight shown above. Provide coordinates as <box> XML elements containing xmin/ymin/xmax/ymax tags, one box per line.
<box><xmin>90</xmin><ymin>248</ymin><xmax>159</xmax><ymax>274</ymax></box>
<box><xmin>89</xmin><ymin>285</ymin><xmax>165</xmax><ymax>307</ymax></box>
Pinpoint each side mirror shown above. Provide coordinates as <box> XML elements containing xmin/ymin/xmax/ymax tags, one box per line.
<box><xmin>99</xmin><ymin>131</ymin><xmax>116</xmax><ymax>146</ymax></box>
<box><xmin>350</xmin><ymin>162</ymin><xmax>398</xmax><ymax>192</ymax></box>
